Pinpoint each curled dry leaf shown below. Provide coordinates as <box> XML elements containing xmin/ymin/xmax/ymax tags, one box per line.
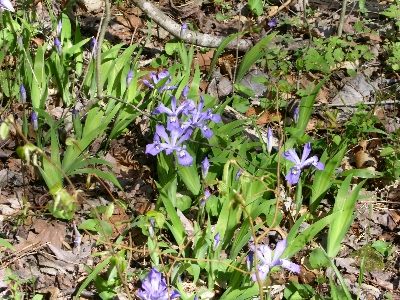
<box><xmin>354</xmin><ymin>149</ymin><xmax>377</xmax><ymax>170</ymax></box>
<box><xmin>193</xmin><ymin>50</ymin><xmax>215</xmax><ymax>72</ymax></box>
<box><xmin>245</xmin><ymin>106</ymin><xmax>281</xmax><ymax>125</ymax></box>
<box><xmin>218</xmin><ymin>54</ymin><xmax>235</xmax><ymax>80</ymax></box>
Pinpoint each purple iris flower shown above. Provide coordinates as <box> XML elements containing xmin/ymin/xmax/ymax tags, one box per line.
<box><xmin>282</xmin><ymin>142</ymin><xmax>325</xmax><ymax>185</ymax></box>
<box><xmin>180</xmin><ymin>22</ymin><xmax>187</xmax><ymax>38</ymax></box>
<box><xmin>57</xmin><ymin>20</ymin><xmax>62</xmax><ymax>37</ymax></box>
<box><xmin>181</xmin><ymin>95</ymin><xmax>221</xmax><ymax>138</ymax></box>
<box><xmin>201</xmin><ymin>157</ymin><xmax>210</xmax><ymax>179</ymax></box>
<box><xmin>246</xmin><ymin>251</ymin><xmax>253</xmax><ymax>272</ymax></box>
<box><xmin>54</xmin><ymin>38</ymin><xmax>62</xmax><ymax>56</ymax></box>
<box><xmin>153</xmin><ymin>95</ymin><xmax>194</xmax><ymax>131</ymax></box>
<box><xmin>72</xmin><ymin>107</ymin><xmax>78</xmax><ymax>118</ymax></box>
<box><xmin>182</xmin><ymin>85</ymin><xmax>190</xmax><ymax>98</ymax></box>
<box><xmin>137</xmin><ymin>267</ymin><xmax>180</xmax><ymax>300</ymax></box>
<box><xmin>266</xmin><ymin>127</ymin><xmax>273</xmax><ymax>154</ymax></box>
<box><xmin>145</xmin><ymin>125</ymin><xmax>193</xmax><ymax>166</ymax></box>
<box><xmin>31</xmin><ymin>111</ymin><xmax>38</xmax><ymax>131</ymax></box>
<box><xmin>293</xmin><ymin>107</ymin><xmax>299</xmax><ymax>124</ymax></box>
<box><xmin>235</xmin><ymin>169</ymin><xmax>242</xmax><ymax>180</ymax></box>
<box><xmin>142</xmin><ymin>71</ymin><xmax>177</xmax><ymax>93</ymax></box>
<box><xmin>0</xmin><ymin>0</ymin><xmax>14</xmax><ymax>12</ymax></box>
<box><xmin>268</xmin><ymin>17</ymin><xmax>278</xmax><ymax>28</ymax></box>
<box><xmin>90</xmin><ymin>38</ymin><xmax>98</xmax><ymax>56</ymax></box>
<box><xmin>149</xmin><ymin>218</ymin><xmax>155</xmax><ymax>238</ymax></box>
<box><xmin>126</xmin><ymin>69</ymin><xmax>134</xmax><ymax>87</ymax></box>
<box><xmin>199</xmin><ymin>189</ymin><xmax>210</xmax><ymax>209</ymax></box>
<box><xmin>20</xmin><ymin>85</ymin><xmax>26</xmax><ymax>104</ymax></box>
<box><xmin>214</xmin><ymin>232</ymin><xmax>221</xmax><ymax>250</ymax></box>
<box><xmin>250</xmin><ymin>239</ymin><xmax>300</xmax><ymax>282</ymax></box>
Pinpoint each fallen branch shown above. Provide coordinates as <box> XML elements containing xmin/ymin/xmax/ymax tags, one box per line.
<box><xmin>131</xmin><ymin>0</ymin><xmax>254</xmax><ymax>51</ymax></box>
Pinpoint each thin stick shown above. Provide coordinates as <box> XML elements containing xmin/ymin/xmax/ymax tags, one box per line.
<box><xmin>96</xmin><ymin>0</ymin><xmax>111</xmax><ymax>98</ymax></box>
<box><xmin>337</xmin><ymin>0</ymin><xmax>348</xmax><ymax>37</ymax></box>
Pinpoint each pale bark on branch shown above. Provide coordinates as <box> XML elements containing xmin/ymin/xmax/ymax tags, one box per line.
<box><xmin>131</xmin><ymin>0</ymin><xmax>254</xmax><ymax>51</ymax></box>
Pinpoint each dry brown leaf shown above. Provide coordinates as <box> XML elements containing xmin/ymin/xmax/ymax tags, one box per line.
<box><xmin>354</xmin><ymin>149</ymin><xmax>377</xmax><ymax>170</ymax></box>
<box><xmin>298</xmin><ymin>266</ymin><xmax>317</xmax><ymax>284</ymax></box>
<box><xmin>193</xmin><ymin>50</ymin><xmax>215</xmax><ymax>72</ymax></box>
<box><xmin>115</xmin><ymin>13</ymin><xmax>144</xmax><ymax>30</ymax></box>
<box><xmin>105</xmin><ymin>205</ymin><xmax>130</xmax><ymax>237</ymax></box>
<box><xmin>373</xmin><ymin>106</ymin><xmax>386</xmax><ymax>120</ymax></box>
<box><xmin>305</xmin><ymin>118</ymin><xmax>318</xmax><ymax>131</ymax></box>
<box><xmin>292</xmin><ymin>73</ymin><xmax>328</xmax><ymax>104</ymax></box>
<box><xmin>176</xmin><ymin>209</ymin><xmax>194</xmax><ymax>240</ymax></box>
<box><xmin>31</xmin><ymin>37</ymin><xmax>45</xmax><ymax>46</ymax></box>
<box><xmin>218</xmin><ymin>54</ymin><xmax>236</xmax><ymax>79</ymax></box>
<box><xmin>28</xmin><ymin>219</ymin><xmax>66</xmax><ymax>248</ymax></box>
<box><xmin>361</xmin><ymin>33</ymin><xmax>382</xmax><ymax>44</ymax></box>
<box><xmin>245</xmin><ymin>107</ymin><xmax>281</xmax><ymax>125</ymax></box>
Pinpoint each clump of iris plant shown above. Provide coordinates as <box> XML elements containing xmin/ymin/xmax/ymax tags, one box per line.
<box><xmin>137</xmin><ymin>267</ymin><xmax>180</xmax><ymax>300</ymax></box>
<box><xmin>249</xmin><ymin>239</ymin><xmax>300</xmax><ymax>282</ymax></box>
<box><xmin>282</xmin><ymin>142</ymin><xmax>324</xmax><ymax>185</ymax></box>
<box><xmin>143</xmin><ymin>71</ymin><xmax>177</xmax><ymax>93</ymax></box>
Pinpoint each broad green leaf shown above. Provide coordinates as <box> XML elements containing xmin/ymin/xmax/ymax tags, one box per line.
<box><xmin>379</xmin><ymin>146</ymin><xmax>394</xmax><ymax>157</ymax></box>
<box><xmin>248</xmin><ymin>0</ymin><xmax>263</xmax><ymax>15</ymax></box>
<box><xmin>220</xmin><ymin>284</ymin><xmax>259</xmax><ymax>300</ymax></box>
<box><xmin>64</xmin><ymin>38</ymin><xmax>91</xmax><ymax>56</ymax></box>
<box><xmin>62</xmin><ymin>126</ymin><xmax>106</xmax><ymax>174</ymax></box>
<box><xmin>327</xmin><ymin>176</ymin><xmax>365</xmax><ymax>257</ymax></box>
<box><xmin>296</xmin><ymin>76</ymin><xmax>329</xmax><ymax>133</ymax></box>
<box><xmin>230</xmin><ymin>200</ymin><xmax>275</xmax><ymax>258</ymax></box>
<box><xmin>0</xmin><ymin>238</ymin><xmax>15</xmax><ymax>251</ymax></box>
<box><xmin>31</xmin><ymin>44</ymin><xmax>46</xmax><ymax>109</ymax></box>
<box><xmin>304</xmin><ymin>48</ymin><xmax>330</xmax><ymax>73</ymax></box>
<box><xmin>165</xmin><ymin>38</ymin><xmax>180</xmax><ymax>55</ymax></box>
<box><xmin>283</xmin><ymin>212</ymin><xmax>340</xmax><ymax>258</ymax></box>
<box><xmin>236</xmin><ymin>32</ymin><xmax>278</xmax><ymax>83</ymax></box>
<box><xmin>177</xmin><ymin>163</ymin><xmax>201</xmax><ymax>196</ymax></box>
<box><xmin>73</xmin><ymin>17</ymin><xmax>84</xmax><ymax>76</ymax></box>
<box><xmin>309</xmin><ymin>247</ymin><xmax>331</xmax><ymax>268</ymax></box>
<box><xmin>341</xmin><ymin>169</ymin><xmax>383</xmax><ymax>178</ymax></box>
<box><xmin>156</xmin><ymin>179</ymin><xmax>185</xmax><ymax>246</ymax></box>
<box><xmin>75</xmin><ymin>256</ymin><xmax>112</xmax><ymax>299</ymax></box>
<box><xmin>207</xmin><ymin>32</ymin><xmax>241</xmax><ymax>79</ymax></box>
<box><xmin>310</xmin><ymin>146</ymin><xmax>346</xmax><ymax>211</ymax></box>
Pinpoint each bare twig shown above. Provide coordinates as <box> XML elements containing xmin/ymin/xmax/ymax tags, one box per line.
<box><xmin>337</xmin><ymin>0</ymin><xmax>348</xmax><ymax>37</ymax></box>
<box><xmin>131</xmin><ymin>0</ymin><xmax>253</xmax><ymax>51</ymax></box>
<box><xmin>96</xmin><ymin>0</ymin><xmax>111</xmax><ymax>98</ymax></box>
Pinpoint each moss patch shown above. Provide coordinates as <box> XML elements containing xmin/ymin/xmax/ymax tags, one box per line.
<box><xmin>350</xmin><ymin>245</ymin><xmax>385</xmax><ymax>272</ymax></box>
